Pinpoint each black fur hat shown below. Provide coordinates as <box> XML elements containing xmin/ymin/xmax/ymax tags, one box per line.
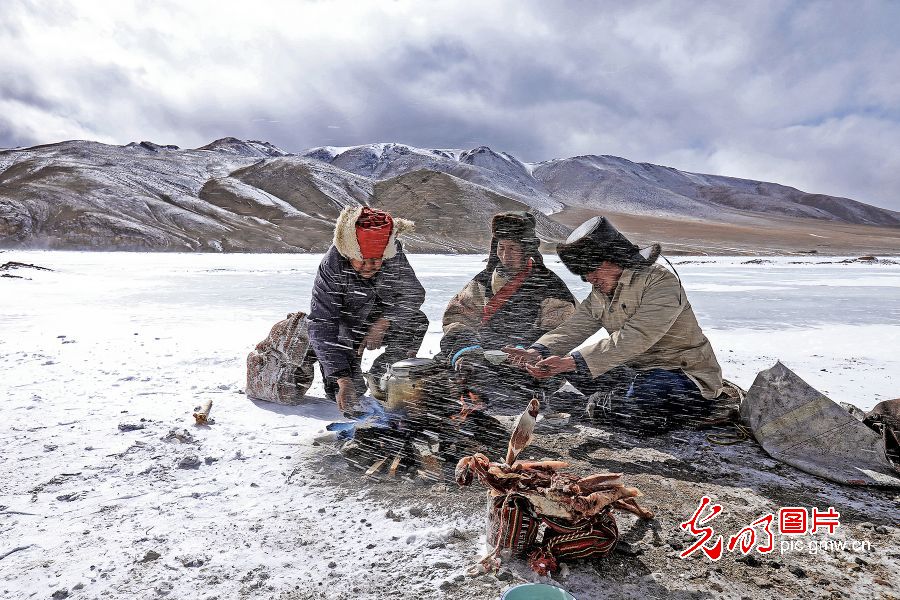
<box><xmin>556</xmin><ymin>216</ymin><xmax>647</xmax><ymax>276</ymax></box>
<box><xmin>491</xmin><ymin>211</ymin><xmax>538</xmax><ymax>243</ymax></box>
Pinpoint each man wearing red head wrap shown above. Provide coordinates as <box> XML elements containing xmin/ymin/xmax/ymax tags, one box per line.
<box><xmin>355</xmin><ymin>207</ymin><xmax>394</xmax><ymax>259</ymax></box>
<box><xmin>308</xmin><ymin>206</ymin><xmax>427</xmax><ymax>413</ymax></box>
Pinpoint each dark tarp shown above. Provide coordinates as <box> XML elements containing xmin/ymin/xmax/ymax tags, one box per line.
<box><xmin>740</xmin><ymin>361</ymin><xmax>900</xmax><ymax>487</ymax></box>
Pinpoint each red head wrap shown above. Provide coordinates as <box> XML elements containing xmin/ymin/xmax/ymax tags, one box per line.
<box><xmin>355</xmin><ymin>207</ymin><xmax>394</xmax><ymax>259</ymax></box>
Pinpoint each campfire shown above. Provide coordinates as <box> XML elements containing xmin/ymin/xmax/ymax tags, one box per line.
<box><xmin>330</xmin><ymin>363</ymin><xmax>509</xmax><ymax>482</ymax></box>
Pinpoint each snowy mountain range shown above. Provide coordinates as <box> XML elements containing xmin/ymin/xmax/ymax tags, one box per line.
<box><xmin>1</xmin><ymin>137</ymin><xmax>898</xmax><ymax>254</ymax></box>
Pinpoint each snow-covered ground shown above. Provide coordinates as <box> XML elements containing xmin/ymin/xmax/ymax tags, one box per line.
<box><xmin>1</xmin><ymin>252</ymin><xmax>898</xmax><ymax>599</ymax></box>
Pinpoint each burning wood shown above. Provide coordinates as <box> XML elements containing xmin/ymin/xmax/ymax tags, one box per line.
<box><xmin>450</xmin><ymin>391</ymin><xmax>484</xmax><ymax>422</ymax></box>
<box><xmin>412</xmin><ymin>441</ymin><xmax>444</xmax><ymax>482</ymax></box>
<box><xmin>365</xmin><ymin>456</ymin><xmax>388</xmax><ymax>477</ymax></box>
<box><xmin>388</xmin><ymin>452</ymin><xmax>402</xmax><ymax>477</ymax></box>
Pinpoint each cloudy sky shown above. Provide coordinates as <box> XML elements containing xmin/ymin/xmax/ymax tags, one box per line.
<box><xmin>2</xmin><ymin>0</ymin><xmax>899</xmax><ymax>210</ymax></box>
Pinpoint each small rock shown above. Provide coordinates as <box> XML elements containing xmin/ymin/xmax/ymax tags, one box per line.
<box><xmin>327</xmin><ymin>561</ymin><xmax>337</xmax><ymax>569</ymax></box>
<box><xmin>140</xmin><ymin>550</ymin><xmax>161</xmax><ymax>563</ymax></box>
<box><xmin>43</xmin><ymin>444</ymin><xmax>58</xmax><ymax>452</ymax></box>
<box><xmin>179</xmin><ymin>556</ymin><xmax>205</xmax><ymax>568</ymax></box>
<box><xmin>51</xmin><ymin>589</ymin><xmax>69</xmax><ymax>599</ymax></box>
<box><xmin>250</xmin><ymin>483</ymin><xmax>259</xmax><ymax>488</ymax></box>
<box><xmin>204</xmin><ymin>456</ymin><xmax>218</xmax><ymax>465</ymax></box>
<box><xmin>439</xmin><ymin>580</ymin><xmax>454</xmax><ymax>590</ymax></box>
<box><xmin>385</xmin><ymin>509</ymin><xmax>401</xmax><ymax>520</ymax></box>
<box><xmin>409</xmin><ymin>507</ymin><xmax>425</xmax><ymax>517</ymax></box>
<box><xmin>751</xmin><ymin>576</ymin><xmax>773</xmax><ymax>589</ymax></box>
<box><xmin>118</xmin><ymin>423</ymin><xmax>145</xmax><ymax>432</ymax></box>
<box><xmin>496</xmin><ymin>569</ymin><xmax>513</xmax><ymax>582</ymax></box>
<box><xmin>615</xmin><ymin>541</ymin><xmax>645</xmax><ymax>556</ymax></box>
<box><xmin>874</xmin><ymin>525</ymin><xmax>889</xmax><ymax>534</ymax></box>
<box><xmin>736</xmin><ymin>554</ymin><xmax>762</xmax><ymax>568</ymax></box>
<box><xmin>177</xmin><ymin>455</ymin><xmax>201</xmax><ymax>469</ymax></box>
<box><xmin>788</xmin><ymin>565</ymin><xmax>806</xmax><ymax>578</ymax></box>
<box><xmin>854</xmin><ymin>556</ymin><xmax>868</xmax><ymax>566</ymax></box>
<box><xmin>72</xmin><ymin>583</ymin><xmax>84</xmax><ymax>591</ymax></box>
<box><xmin>668</xmin><ymin>540</ymin><xmax>684</xmax><ymax>550</ymax></box>
<box><xmin>155</xmin><ymin>581</ymin><xmax>173</xmax><ymax>596</ymax></box>
<box><xmin>318</xmin><ymin>508</ymin><xmax>326</xmax><ymax>514</ymax></box>
<box><xmin>55</xmin><ymin>492</ymin><xmax>84</xmax><ymax>502</ymax></box>
<box><xmin>366</xmin><ymin>543</ymin><xmax>376</xmax><ymax>550</ymax></box>
<box><xmin>452</xmin><ymin>574</ymin><xmax>465</xmax><ymax>583</ymax></box>
<box><xmin>859</xmin><ymin>521</ymin><xmax>875</xmax><ymax>529</ymax></box>
<box><xmin>433</xmin><ymin>562</ymin><xmax>453</xmax><ymax>570</ymax></box>
<box><xmin>163</xmin><ymin>428</ymin><xmax>194</xmax><ymax>443</ymax></box>
<box><xmin>710</xmin><ymin>582</ymin><xmax>724</xmax><ymax>592</ymax></box>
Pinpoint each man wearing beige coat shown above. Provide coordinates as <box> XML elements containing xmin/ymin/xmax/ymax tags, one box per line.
<box><xmin>505</xmin><ymin>216</ymin><xmax>723</xmax><ymax>433</ymax></box>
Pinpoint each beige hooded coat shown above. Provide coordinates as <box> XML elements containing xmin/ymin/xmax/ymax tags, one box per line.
<box><xmin>535</xmin><ymin>254</ymin><xmax>724</xmax><ymax>399</ymax></box>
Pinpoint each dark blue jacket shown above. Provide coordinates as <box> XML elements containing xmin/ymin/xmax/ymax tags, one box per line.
<box><xmin>308</xmin><ymin>244</ymin><xmax>425</xmax><ymax>377</ymax></box>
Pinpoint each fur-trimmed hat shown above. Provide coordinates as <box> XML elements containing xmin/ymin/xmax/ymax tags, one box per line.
<box><xmin>491</xmin><ymin>211</ymin><xmax>538</xmax><ymax>244</ymax></box>
<box><xmin>333</xmin><ymin>206</ymin><xmax>415</xmax><ymax>261</ymax></box>
<box><xmin>556</xmin><ymin>216</ymin><xmax>648</xmax><ymax>275</ymax></box>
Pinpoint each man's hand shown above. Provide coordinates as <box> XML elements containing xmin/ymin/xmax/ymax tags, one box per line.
<box><xmin>455</xmin><ymin>355</ymin><xmax>476</xmax><ymax>372</ymax></box>
<box><xmin>502</xmin><ymin>346</ymin><xmax>541</xmax><ymax>368</ymax></box>
<box><xmin>358</xmin><ymin>318</ymin><xmax>391</xmax><ymax>356</ymax></box>
<box><xmin>335</xmin><ymin>377</ymin><xmax>357</xmax><ymax>413</ymax></box>
<box><xmin>452</xmin><ymin>354</ymin><xmax>476</xmax><ymax>384</ymax></box>
<box><xmin>525</xmin><ymin>355</ymin><xmax>576</xmax><ymax>379</ymax></box>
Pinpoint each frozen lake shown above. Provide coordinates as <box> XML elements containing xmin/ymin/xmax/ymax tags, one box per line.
<box><xmin>2</xmin><ymin>251</ymin><xmax>898</xmax><ymax>410</ymax></box>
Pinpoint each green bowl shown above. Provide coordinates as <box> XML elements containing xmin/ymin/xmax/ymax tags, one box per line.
<box><xmin>501</xmin><ymin>583</ymin><xmax>576</xmax><ymax>600</ymax></box>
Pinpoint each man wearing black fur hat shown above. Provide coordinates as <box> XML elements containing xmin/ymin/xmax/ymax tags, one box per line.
<box><xmin>505</xmin><ymin>216</ymin><xmax>723</xmax><ymax>433</ymax></box>
<box><xmin>440</xmin><ymin>211</ymin><xmax>576</xmax><ymax>404</ymax></box>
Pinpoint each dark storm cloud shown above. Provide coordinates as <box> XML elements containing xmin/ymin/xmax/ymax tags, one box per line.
<box><xmin>1</xmin><ymin>0</ymin><xmax>898</xmax><ymax>210</ymax></box>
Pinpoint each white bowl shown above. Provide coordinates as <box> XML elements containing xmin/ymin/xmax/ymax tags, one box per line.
<box><xmin>483</xmin><ymin>350</ymin><xmax>508</xmax><ymax>365</ymax></box>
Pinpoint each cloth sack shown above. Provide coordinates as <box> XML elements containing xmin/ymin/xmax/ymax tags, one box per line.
<box><xmin>486</xmin><ymin>492</ymin><xmax>619</xmax><ymax>568</ymax></box>
<box><xmin>246</xmin><ymin>312</ymin><xmax>317</xmax><ymax>405</ymax></box>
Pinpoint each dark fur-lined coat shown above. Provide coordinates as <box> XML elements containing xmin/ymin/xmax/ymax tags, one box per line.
<box><xmin>308</xmin><ymin>209</ymin><xmax>423</xmax><ymax>378</ymax></box>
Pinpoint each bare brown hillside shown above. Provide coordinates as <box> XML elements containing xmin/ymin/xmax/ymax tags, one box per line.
<box><xmin>552</xmin><ymin>207</ymin><xmax>900</xmax><ymax>256</ymax></box>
